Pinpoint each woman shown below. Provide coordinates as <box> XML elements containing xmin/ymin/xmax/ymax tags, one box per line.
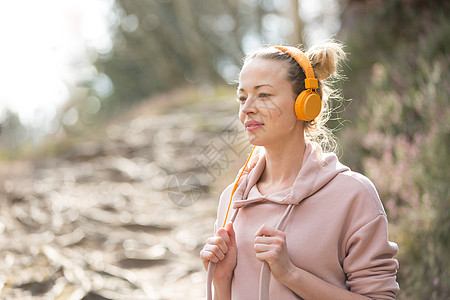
<box><xmin>200</xmin><ymin>42</ymin><xmax>399</xmax><ymax>300</ymax></box>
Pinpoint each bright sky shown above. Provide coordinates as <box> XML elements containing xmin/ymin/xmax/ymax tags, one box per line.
<box><xmin>0</xmin><ymin>0</ymin><xmax>113</xmax><ymax>130</ymax></box>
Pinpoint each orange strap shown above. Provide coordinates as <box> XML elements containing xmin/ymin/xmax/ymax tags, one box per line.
<box><xmin>222</xmin><ymin>146</ymin><xmax>256</xmax><ymax>227</ymax></box>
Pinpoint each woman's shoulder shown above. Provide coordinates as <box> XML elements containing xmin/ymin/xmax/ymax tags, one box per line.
<box><xmin>333</xmin><ymin>169</ymin><xmax>387</xmax><ymax>217</ymax></box>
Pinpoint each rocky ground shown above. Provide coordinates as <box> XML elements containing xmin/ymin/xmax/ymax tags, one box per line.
<box><xmin>0</xmin><ymin>88</ymin><xmax>250</xmax><ymax>300</ymax></box>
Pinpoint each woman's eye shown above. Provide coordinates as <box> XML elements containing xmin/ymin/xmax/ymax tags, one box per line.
<box><xmin>259</xmin><ymin>93</ymin><xmax>270</xmax><ymax>99</ymax></box>
<box><xmin>237</xmin><ymin>96</ymin><xmax>247</xmax><ymax>102</ymax></box>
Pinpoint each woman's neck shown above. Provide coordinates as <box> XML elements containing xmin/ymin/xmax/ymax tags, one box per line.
<box><xmin>260</xmin><ymin>137</ymin><xmax>306</xmax><ymax>187</ymax></box>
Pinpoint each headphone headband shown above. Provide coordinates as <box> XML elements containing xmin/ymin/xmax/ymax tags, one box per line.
<box><xmin>274</xmin><ymin>45</ymin><xmax>321</xmax><ymax>121</ymax></box>
<box><xmin>274</xmin><ymin>46</ymin><xmax>318</xmax><ymax>89</ymax></box>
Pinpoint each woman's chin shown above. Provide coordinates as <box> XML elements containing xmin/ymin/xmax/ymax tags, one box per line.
<box><xmin>247</xmin><ymin>136</ymin><xmax>266</xmax><ymax>146</ymax></box>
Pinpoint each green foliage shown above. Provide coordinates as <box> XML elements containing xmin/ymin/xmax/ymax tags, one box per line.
<box><xmin>337</xmin><ymin>1</ymin><xmax>450</xmax><ymax>298</ymax></box>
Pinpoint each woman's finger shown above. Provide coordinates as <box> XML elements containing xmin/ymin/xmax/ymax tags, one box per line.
<box><xmin>255</xmin><ymin>224</ymin><xmax>277</xmax><ymax>237</ymax></box>
<box><xmin>200</xmin><ymin>243</ymin><xmax>226</xmax><ymax>263</ymax></box>
<box><xmin>200</xmin><ymin>248</ymin><xmax>220</xmax><ymax>263</ymax></box>
<box><xmin>254</xmin><ymin>235</ymin><xmax>276</xmax><ymax>244</ymax></box>
<box><xmin>206</xmin><ymin>235</ymin><xmax>228</xmax><ymax>254</ymax></box>
<box><xmin>216</xmin><ymin>228</ymin><xmax>230</xmax><ymax>244</ymax></box>
<box><xmin>224</xmin><ymin>222</ymin><xmax>236</xmax><ymax>248</ymax></box>
<box><xmin>254</xmin><ymin>242</ymin><xmax>271</xmax><ymax>253</ymax></box>
<box><xmin>207</xmin><ymin>243</ymin><xmax>226</xmax><ymax>260</ymax></box>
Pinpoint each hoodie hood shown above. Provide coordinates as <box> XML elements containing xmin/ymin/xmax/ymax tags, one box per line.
<box><xmin>232</xmin><ymin>142</ymin><xmax>350</xmax><ymax>208</ymax></box>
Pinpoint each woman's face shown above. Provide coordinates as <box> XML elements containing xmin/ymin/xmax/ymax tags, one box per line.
<box><xmin>238</xmin><ymin>58</ymin><xmax>303</xmax><ymax>147</ymax></box>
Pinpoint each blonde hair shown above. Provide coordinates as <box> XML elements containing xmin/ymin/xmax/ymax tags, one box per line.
<box><xmin>242</xmin><ymin>41</ymin><xmax>347</xmax><ymax>153</ymax></box>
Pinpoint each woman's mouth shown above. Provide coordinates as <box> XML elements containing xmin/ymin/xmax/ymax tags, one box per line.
<box><xmin>245</xmin><ymin>120</ymin><xmax>264</xmax><ymax>132</ymax></box>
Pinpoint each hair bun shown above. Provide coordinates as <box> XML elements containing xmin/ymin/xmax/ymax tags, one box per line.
<box><xmin>307</xmin><ymin>41</ymin><xmax>346</xmax><ymax>81</ymax></box>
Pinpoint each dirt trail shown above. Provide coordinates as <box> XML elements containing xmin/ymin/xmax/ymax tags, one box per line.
<box><xmin>0</xmin><ymin>90</ymin><xmax>249</xmax><ymax>300</ymax></box>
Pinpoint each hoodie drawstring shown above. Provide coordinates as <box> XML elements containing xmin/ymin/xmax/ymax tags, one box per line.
<box><xmin>259</xmin><ymin>203</ymin><xmax>295</xmax><ymax>300</ymax></box>
<box><xmin>206</xmin><ymin>208</ymin><xmax>240</xmax><ymax>300</ymax></box>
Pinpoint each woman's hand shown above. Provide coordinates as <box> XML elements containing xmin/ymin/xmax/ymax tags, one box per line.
<box><xmin>200</xmin><ymin>222</ymin><xmax>237</xmax><ymax>283</ymax></box>
<box><xmin>254</xmin><ymin>224</ymin><xmax>295</xmax><ymax>283</ymax></box>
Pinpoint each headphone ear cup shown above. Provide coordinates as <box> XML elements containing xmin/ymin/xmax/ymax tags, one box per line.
<box><xmin>295</xmin><ymin>90</ymin><xmax>322</xmax><ymax>121</ymax></box>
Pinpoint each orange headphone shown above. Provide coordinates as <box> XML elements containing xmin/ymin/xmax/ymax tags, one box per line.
<box><xmin>274</xmin><ymin>46</ymin><xmax>321</xmax><ymax>121</ymax></box>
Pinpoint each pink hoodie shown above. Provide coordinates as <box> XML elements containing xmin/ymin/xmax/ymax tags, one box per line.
<box><xmin>214</xmin><ymin>143</ymin><xmax>399</xmax><ymax>299</ymax></box>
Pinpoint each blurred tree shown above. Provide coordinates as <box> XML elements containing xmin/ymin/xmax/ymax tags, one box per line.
<box><xmin>0</xmin><ymin>110</ymin><xmax>28</xmax><ymax>157</ymax></box>
<box><xmin>287</xmin><ymin>0</ymin><xmax>303</xmax><ymax>45</ymax></box>
<box><xmin>337</xmin><ymin>0</ymin><xmax>450</xmax><ymax>298</ymax></box>
<box><xmin>90</xmin><ymin>0</ymin><xmax>304</xmax><ymax>116</ymax></box>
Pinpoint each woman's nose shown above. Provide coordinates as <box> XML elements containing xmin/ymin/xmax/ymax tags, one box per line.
<box><xmin>241</xmin><ymin>97</ymin><xmax>257</xmax><ymax>114</ymax></box>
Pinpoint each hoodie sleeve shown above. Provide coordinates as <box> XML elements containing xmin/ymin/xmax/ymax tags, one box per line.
<box><xmin>343</xmin><ymin>213</ymin><xmax>400</xmax><ymax>299</ymax></box>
